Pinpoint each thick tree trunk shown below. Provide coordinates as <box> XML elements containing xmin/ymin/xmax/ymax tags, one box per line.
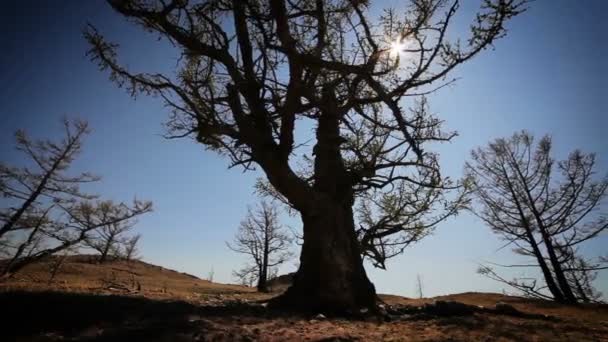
<box><xmin>268</xmin><ymin>88</ymin><xmax>376</xmax><ymax>313</ymax></box>
<box><xmin>257</xmin><ymin>264</ymin><xmax>268</xmax><ymax>293</ymax></box>
<box><xmin>271</xmin><ymin>202</ymin><xmax>377</xmax><ymax>313</ymax></box>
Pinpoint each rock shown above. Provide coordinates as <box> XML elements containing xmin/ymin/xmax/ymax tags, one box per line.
<box><xmin>79</xmin><ymin>326</ymin><xmax>103</xmax><ymax>338</ymax></box>
<box><xmin>385</xmin><ymin>314</ymin><xmax>412</xmax><ymax>322</ymax></box>
<box><xmin>378</xmin><ymin>304</ymin><xmax>388</xmax><ymax>315</ymax></box>
<box><xmin>494</xmin><ymin>302</ymin><xmax>520</xmax><ymax>315</ymax></box>
<box><xmin>425</xmin><ymin>300</ymin><xmax>475</xmax><ymax>316</ymax></box>
<box><xmin>187</xmin><ymin>314</ymin><xmax>202</xmax><ymax>323</ymax></box>
<box><xmin>315</xmin><ymin>313</ymin><xmax>327</xmax><ymax>320</ymax></box>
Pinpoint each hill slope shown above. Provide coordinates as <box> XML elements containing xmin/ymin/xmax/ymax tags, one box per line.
<box><xmin>1</xmin><ymin>255</ymin><xmax>253</xmax><ymax>301</ymax></box>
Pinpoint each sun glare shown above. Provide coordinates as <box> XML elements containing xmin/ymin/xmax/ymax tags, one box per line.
<box><xmin>389</xmin><ymin>39</ymin><xmax>406</xmax><ymax>58</ymax></box>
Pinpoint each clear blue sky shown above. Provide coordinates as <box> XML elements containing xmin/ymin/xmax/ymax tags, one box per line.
<box><xmin>1</xmin><ymin>0</ymin><xmax>606</xmax><ymax>298</ymax></box>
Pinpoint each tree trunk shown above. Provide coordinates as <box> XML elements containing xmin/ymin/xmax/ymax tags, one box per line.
<box><xmin>257</xmin><ymin>263</ymin><xmax>268</xmax><ymax>293</ymax></box>
<box><xmin>99</xmin><ymin>240</ymin><xmax>112</xmax><ymax>264</ymax></box>
<box><xmin>269</xmin><ymin>88</ymin><xmax>376</xmax><ymax>313</ymax></box>
<box><xmin>258</xmin><ymin>232</ymin><xmax>270</xmax><ymax>293</ymax></box>
<box><xmin>524</xmin><ymin>229</ymin><xmax>565</xmax><ymax>302</ymax></box>
<box><xmin>538</xmin><ymin>231</ymin><xmax>577</xmax><ymax>303</ymax></box>
<box><xmin>511</xmin><ymin>163</ymin><xmax>578</xmax><ymax>304</ymax></box>
<box><xmin>257</xmin><ymin>274</ymin><xmax>268</xmax><ymax>292</ymax></box>
<box><xmin>572</xmin><ymin>275</ymin><xmax>590</xmax><ymax>303</ymax></box>
<box><xmin>271</xmin><ymin>202</ymin><xmax>377</xmax><ymax>313</ymax></box>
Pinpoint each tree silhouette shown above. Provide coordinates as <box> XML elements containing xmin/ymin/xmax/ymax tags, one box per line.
<box><xmin>85</xmin><ymin>207</ymin><xmax>142</xmax><ymax>263</ymax></box>
<box><xmin>123</xmin><ymin>234</ymin><xmax>142</xmax><ymax>261</ymax></box>
<box><xmin>87</xmin><ymin>0</ymin><xmax>526</xmax><ymax>312</ymax></box>
<box><xmin>228</xmin><ymin>201</ymin><xmax>292</xmax><ymax>292</ymax></box>
<box><xmin>467</xmin><ymin>131</ymin><xmax>607</xmax><ymax>303</ymax></box>
<box><xmin>0</xmin><ymin>119</ymin><xmax>152</xmax><ymax>277</ymax></box>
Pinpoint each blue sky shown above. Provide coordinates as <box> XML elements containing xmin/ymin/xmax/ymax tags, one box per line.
<box><xmin>1</xmin><ymin>0</ymin><xmax>606</xmax><ymax>298</ymax></box>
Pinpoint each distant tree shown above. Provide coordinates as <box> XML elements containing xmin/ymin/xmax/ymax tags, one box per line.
<box><xmin>228</xmin><ymin>202</ymin><xmax>292</xmax><ymax>292</ymax></box>
<box><xmin>0</xmin><ymin>119</ymin><xmax>152</xmax><ymax>277</ymax></box>
<box><xmin>87</xmin><ymin>0</ymin><xmax>526</xmax><ymax>312</ymax></box>
<box><xmin>467</xmin><ymin>131</ymin><xmax>607</xmax><ymax>303</ymax></box>
<box><xmin>234</xmin><ymin>267</ymin><xmax>254</xmax><ymax>287</ymax></box>
<box><xmin>85</xmin><ymin>209</ymin><xmax>142</xmax><ymax>263</ymax></box>
<box><xmin>47</xmin><ymin>251</ymin><xmax>70</xmax><ymax>285</ymax></box>
<box><xmin>416</xmin><ymin>274</ymin><xmax>424</xmax><ymax>299</ymax></box>
<box><xmin>232</xmin><ymin>264</ymin><xmax>257</xmax><ymax>288</ymax></box>
<box><xmin>123</xmin><ymin>234</ymin><xmax>142</xmax><ymax>261</ymax></box>
<box><xmin>206</xmin><ymin>267</ymin><xmax>215</xmax><ymax>282</ymax></box>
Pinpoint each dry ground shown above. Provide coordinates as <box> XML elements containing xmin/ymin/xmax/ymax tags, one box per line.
<box><xmin>1</xmin><ymin>255</ymin><xmax>607</xmax><ymax>341</ymax></box>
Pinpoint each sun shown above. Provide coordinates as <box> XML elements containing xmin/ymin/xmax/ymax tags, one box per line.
<box><xmin>389</xmin><ymin>39</ymin><xmax>406</xmax><ymax>58</ymax></box>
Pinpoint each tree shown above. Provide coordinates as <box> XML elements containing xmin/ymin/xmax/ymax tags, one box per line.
<box><xmin>87</xmin><ymin>0</ymin><xmax>526</xmax><ymax>312</ymax></box>
<box><xmin>416</xmin><ymin>274</ymin><xmax>424</xmax><ymax>299</ymax></box>
<box><xmin>228</xmin><ymin>201</ymin><xmax>292</xmax><ymax>292</ymax></box>
<box><xmin>85</xmin><ymin>207</ymin><xmax>142</xmax><ymax>263</ymax></box>
<box><xmin>123</xmin><ymin>234</ymin><xmax>142</xmax><ymax>261</ymax></box>
<box><xmin>0</xmin><ymin>119</ymin><xmax>153</xmax><ymax>277</ymax></box>
<box><xmin>467</xmin><ymin>131</ymin><xmax>607</xmax><ymax>303</ymax></box>
<box><xmin>206</xmin><ymin>267</ymin><xmax>215</xmax><ymax>282</ymax></box>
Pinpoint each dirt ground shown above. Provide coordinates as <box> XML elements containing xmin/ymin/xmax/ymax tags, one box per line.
<box><xmin>1</xmin><ymin>256</ymin><xmax>607</xmax><ymax>341</ymax></box>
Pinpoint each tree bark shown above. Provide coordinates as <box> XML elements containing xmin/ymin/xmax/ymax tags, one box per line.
<box><xmin>271</xmin><ymin>202</ymin><xmax>377</xmax><ymax>313</ymax></box>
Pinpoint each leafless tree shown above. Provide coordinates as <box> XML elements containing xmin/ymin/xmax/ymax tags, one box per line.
<box><xmin>47</xmin><ymin>251</ymin><xmax>70</xmax><ymax>286</ymax></box>
<box><xmin>206</xmin><ymin>267</ymin><xmax>215</xmax><ymax>282</ymax></box>
<box><xmin>85</xmin><ymin>210</ymin><xmax>141</xmax><ymax>263</ymax></box>
<box><xmin>123</xmin><ymin>234</ymin><xmax>142</xmax><ymax>261</ymax></box>
<box><xmin>87</xmin><ymin>0</ymin><xmax>526</xmax><ymax>312</ymax></box>
<box><xmin>0</xmin><ymin>119</ymin><xmax>153</xmax><ymax>277</ymax></box>
<box><xmin>228</xmin><ymin>201</ymin><xmax>292</xmax><ymax>292</ymax></box>
<box><xmin>416</xmin><ymin>274</ymin><xmax>424</xmax><ymax>299</ymax></box>
<box><xmin>467</xmin><ymin>131</ymin><xmax>607</xmax><ymax>303</ymax></box>
<box><xmin>233</xmin><ymin>264</ymin><xmax>256</xmax><ymax>287</ymax></box>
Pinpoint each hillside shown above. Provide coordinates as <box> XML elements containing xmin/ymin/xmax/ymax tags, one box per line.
<box><xmin>1</xmin><ymin>255</ymin><xmax>252</xmax><ymax>302</ymax></box>
<box><xmin>1</xmin><ymin>256</ymin><xmax>607</xmax><ymax>341</ymax></box>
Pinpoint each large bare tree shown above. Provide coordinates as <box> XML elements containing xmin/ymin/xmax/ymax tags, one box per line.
<box><xmin>0</xmin><ymin>119</ymin><xmax>152</xmax><ymax>277</ymax></box>
<box><xmin>228</xmin><ymin>201</ymin><xmax>292</xmax><ymax>292</ymax></box>
<box><xmin>87</xmin><ymin>0</ymin><xmax>526</xmax><ymax>312</ymax></box>
<box><xmin>466</xmin><ymin>131</ymin><xmax>607</xmax><ymax>303</ymax></box>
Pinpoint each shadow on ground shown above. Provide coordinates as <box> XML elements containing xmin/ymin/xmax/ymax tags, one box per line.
<box><xmin>1</xmin><ymin>290</ymin><xmax>273</xmax><ymax>341</ymax></box>
<box><xmin>3</xmin><ymin>290</ymin><xmax>607</xmax><ymax>341</ymax></box>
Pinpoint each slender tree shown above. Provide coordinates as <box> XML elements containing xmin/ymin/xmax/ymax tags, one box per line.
<box><xmin>85</xmin><ymin>207</ymin><xmax>142</xmax><ymax>263</ymax></box>
<box><xmin>0</xmin><ymin>119</ymin><xmax>97</xmax><ymax>237</ymax></box>
<box><xmin>467</xmin><ymin>131</ymin><xmax>607</xmax><ymax>303</ymax></box>
<box><xmin>123</xmin><ymin>234</ymin><xmax>142</xmax><ymax>261</ymax></box>
<box><xmin>228</xmin><ymin>201</ymin><xmax>292</xmax><ymax>292</ymax></box>
<box><xmin>0</xmin><ymin>119</ymin><xmax>152</xmax><ymax>277</ymax></box>
<box><xmin>87</xmin><ymin>0</ymin><xmax>526</xmax><ymax>312</ymax></box>
<box><xmin>416</xmin><ymin>274</ymin><xmax>424</xmax><ymax>299</ymax></box>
